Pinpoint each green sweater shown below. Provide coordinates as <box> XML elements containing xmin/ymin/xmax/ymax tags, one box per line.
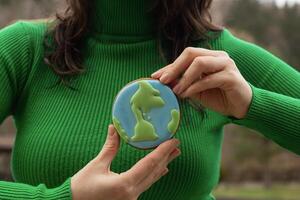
<box><xmin>0</xmin><ymin>1</ymin><xmax>300</xmax><ymax>199</ymax></box>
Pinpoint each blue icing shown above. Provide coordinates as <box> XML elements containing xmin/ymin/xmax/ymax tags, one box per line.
<box><xmin>112</xmin><ymin>79</ymin><xmax>180</xmax><ymax>149</ymax></box>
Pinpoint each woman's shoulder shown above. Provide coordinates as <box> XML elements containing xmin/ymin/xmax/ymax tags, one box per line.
<box><xmin>205</xmin><ymin>28</ymin><xmax>267</xmax><ymax>56</ymax></box>
<box><xmin>0</xmin><ymin>20</ymin><xmax>52</xmax><ymax>93</ymax></box>
<box><xmin>0</xmin><ymin>19</ymin><xmax>51</xmax><ymax>47</ymax></box>
<box><xmin>1</xmin><ymin>19</ymin><xmax>49</xmax><ymax>33</ymax></box>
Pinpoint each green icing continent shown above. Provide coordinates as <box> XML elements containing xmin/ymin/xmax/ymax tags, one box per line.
<box><xmin>168</xmin><ymin>109</ymin><xmax>180</xmax><ymax>134</ymax></box>
<box><xmin>113</xmin><ymin>117</ymin><xmax>129</xmax><ymax>143</ymax></box>
<box><xmin>130</xmin><ymin>81</ymin><xmax>165</xmax><ymax>142</ymax></box>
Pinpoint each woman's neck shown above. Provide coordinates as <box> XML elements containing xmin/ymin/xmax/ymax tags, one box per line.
<box><xmin>89</xmin><ymin>0</ymin><xmax>155</xmax><ymax>39</ymax></box>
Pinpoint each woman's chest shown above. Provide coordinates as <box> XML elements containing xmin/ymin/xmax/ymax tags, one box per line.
<box><xmin>12</xmin><ymin>43</ymin><xmax>228</xmax><ymax>192</ymax></box>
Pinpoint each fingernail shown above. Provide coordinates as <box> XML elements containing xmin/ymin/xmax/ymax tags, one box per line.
<box><xmin>177</xmin><ymin>87</ymin><xmax>185</xmax><ymax>95</ymax></box>
<box><xmin>174</xmin><ymin>139</ymin><xmax>180</xmax><ymax>146</ymax></box>
<box><xmin>160</xmin><ymin>73</ymin><xmax>169</xmax><ymax>83</ymax></box>
<box><xmin>173</xmin><ymin>85</ymin><xmax>181</xmax><ymax>94</ymax></box>
<box><xmin>151</xmin><ymin>71</ymin><xmax>162</xmax><ymax>78</ymax></box>
<box><xmin>108</xmin><ymin>125</ymin><xmax>115</xmax><ymax>136</ymax></box>
<box><xmin>162</xmin><ymin>168</ymin><xmax>169</xmax><ymax>176</ymax></box>
<box><xmin>175</xmin><ymin>149</ymin><xmax>181</xmax><ymax>156</ymax></box>
<box><xmin>181</xmin><ymin>91</ymin><xmax>188</xmax><ymax>98</ymax></box>
<box><xmin>110</xmin><ymin>131</ymin><xmax>115</xmax><ymax>136</ymax></box>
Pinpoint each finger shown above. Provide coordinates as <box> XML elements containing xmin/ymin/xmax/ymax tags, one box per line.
<box><xmin>161</xmin><ymin>167</ymin><xmax>169</xmax><ymax>176</ymax></box>
<box><xmin>123</xmin><ymin>139</ymin><xmax>179</xmax><ymax>184</ymax></box>
<box><xmin>137</xmin><ymin>167</ymin><xmax>169</xmax><ymax>193</ymax></box>
<box><xmin>151</xmin><ymin>64</ymin><xmax>173</xmax><ymax>79</ymax></box>
<box><xmin>169</xmin><ymin>79</ymin><xmax>179</xmax><ymax>88</ymax></box>
<box><xmin>159</xmin><ymin>47</ymin><xmax>227</xmax><ymax>84</ymax></box>
<box><xmin>138</xmin><ymin>148</ymin><xmax>181</xmax><ymax>192</ymax></box>
<box><xmin>173</xmin><ymin>56</ymin><xmax>227</xmax><ymax>95</ymax></box>
<box><xmin>151</xmin><ymin>64</ymin><xmax>178</xmax><ymax>88</ymax></box>
<box><xmin>152</xmin><ymin>65</ymin><xmax>180</xmax><ymax>88</ymax></box>
<box><xmin>130</xmin><ymin>146</ymin><xmax>180</xmax><ymax>194</ymax></box>
<box><xmin>93</xmin><ymin>125</ymin><xmax>120</xmax><ymax>171</ymax></box>
<box><xmin>166</xmin><ymin>148</ymin><xmax>181</xmax><ymax>163</ymax></box>
<box><xmin>181</xmin><ymin>71</ymin><xmax>228</xmax><ymax>98</ymax></box>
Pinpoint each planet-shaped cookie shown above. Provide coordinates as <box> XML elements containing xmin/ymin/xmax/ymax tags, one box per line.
<box><xmin>112</xmin><ymin>79</ymin><xmax>180</xmax><ymax>149</ymax></box>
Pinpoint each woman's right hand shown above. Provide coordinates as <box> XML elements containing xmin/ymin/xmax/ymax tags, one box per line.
<box><xmin>71</xmin><ymin>125</ymin><xmax>181</xmax><ymax>200</ymax></box>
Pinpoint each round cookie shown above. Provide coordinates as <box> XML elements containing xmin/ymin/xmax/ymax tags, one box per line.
<box><xmin>112</xmin><ymin>79</ymin><xmax>180</xmax><ymax>149</ymax></box>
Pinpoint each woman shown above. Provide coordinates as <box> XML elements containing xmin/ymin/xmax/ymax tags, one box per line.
<box><xmin>0</xmin><ymin>0</ymin><xmax>299</xmax><ymax>199</ymax></box>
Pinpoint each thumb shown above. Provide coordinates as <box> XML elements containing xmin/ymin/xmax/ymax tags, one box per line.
<box><xmin>94</xmin><ymin>125</ymin><xmax>120</xmax><ymax>170</ymax></box>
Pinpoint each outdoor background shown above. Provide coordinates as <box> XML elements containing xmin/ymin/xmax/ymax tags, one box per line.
<box><xmin>0</xmin><ymin>0</ymin><xmax>299</xmax><ymax>200</ymax></box>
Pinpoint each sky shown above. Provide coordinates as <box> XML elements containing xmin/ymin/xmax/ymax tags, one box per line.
<box><xmin>262</xmin><ymin>0</ymin><xmax>300</xmax><ymax>6</ymax></box>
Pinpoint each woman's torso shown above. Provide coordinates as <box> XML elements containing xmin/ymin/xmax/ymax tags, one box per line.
<box><xmin>11</xmin><ymin>22</ymin><xmax>228</xmax><ymax>200</ymax></box>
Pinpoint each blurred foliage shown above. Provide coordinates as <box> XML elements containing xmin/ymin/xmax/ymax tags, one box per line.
<box><xmin>225</xmin><ymin>0</ymin><xmax>300</xmax><ymax>70</ymax></box>
<box><xmin>0</xmin><ymin>0</ymin><xmax>64</xmax><ymax>28</ymax></box>
<box><xmin>221</xmin><ymin>125</ymin><xmax>300</xmax><ymax>184</ymax></box>
<box><xmin>218</xmin><ymin>0</ymin><xmax>300</xmax><ymax>185</ymax></box>
<box><xmin>214</xmin><ymin>183</ymin><xmax>300</xmax><ymax>200</ymax></box>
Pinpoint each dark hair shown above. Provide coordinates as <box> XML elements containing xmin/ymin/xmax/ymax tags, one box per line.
<box><xmin>44</xmin><ymin>0</ymin><xmax>222</xmax><ymax>86</ymax></box>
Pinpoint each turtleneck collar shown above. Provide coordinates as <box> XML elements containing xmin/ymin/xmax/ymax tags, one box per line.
<box><xmin>89</xmin><ymin>0</ymin><xmax>156</xmax><ymax>40</ymax></box>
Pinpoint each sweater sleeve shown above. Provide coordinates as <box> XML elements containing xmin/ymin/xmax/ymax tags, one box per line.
<box><xmin>0</xmin><ymin>21</ymin><xmax>32</xmax><ymax>123</ymax></box>
<box><xmin>0</xmin><ymin>21</ymin><xmax>29</xmax><ymax>124</ymax></box>
<box><xmin>0</xmin><ymin>179</ymin><xmax>72</xmax><ymax>200</ymax></box>
<box><xmin>0</xmin><ymin>22</ymin><xmax>72</xmax><ymax>199</ymax></box>
<box><xmin>219</xmin><ymin>30</ymin><xmax>300</xmax><ymax>155</ymax></box>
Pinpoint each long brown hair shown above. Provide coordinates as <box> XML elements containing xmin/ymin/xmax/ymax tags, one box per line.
<box><xmin>44</xmin><ymin>0</ymin><xmax>221</xmax><ymax>86</ymax></box>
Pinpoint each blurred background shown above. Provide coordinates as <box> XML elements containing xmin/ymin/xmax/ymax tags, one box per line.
<box><xmin>0</xmin><ymin>0</ymin><xmax>299</xmax><ymax>199</ymax></box>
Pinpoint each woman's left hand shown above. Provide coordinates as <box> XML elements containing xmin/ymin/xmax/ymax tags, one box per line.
<box><xmin>151</xmin><ymin>47</ymin><xmax>253</xmax><ymax>119</ymax></box>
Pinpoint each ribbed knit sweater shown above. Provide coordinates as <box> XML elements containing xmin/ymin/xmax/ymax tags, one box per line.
<box><xmin>0</xmin><ymin>1</ymin><xmax>300</xmax><ymax>199</ymax></box>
